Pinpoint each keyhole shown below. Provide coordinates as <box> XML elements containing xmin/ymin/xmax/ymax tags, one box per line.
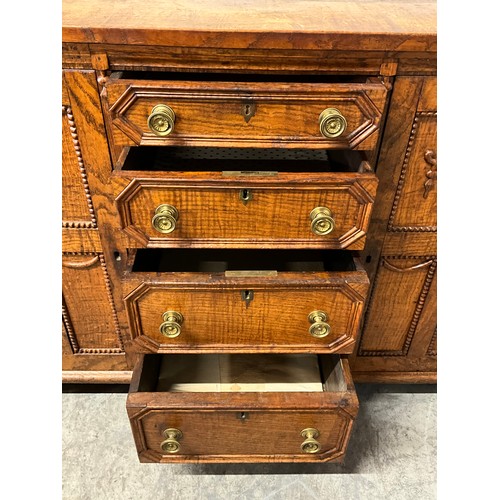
<box><xmin>244</xmin><ymin>104</ymin><xmax>251</xmax><ymax>115</ymax></box>
<box><xmin>241</xmin><ymin>290</ymin><xmax>254</xmax><ymax>307</ymax></box>
<box><xmin>239</xmin><ymin>188</ymin><xmax>253</xmax><ymax>204</ymax></box>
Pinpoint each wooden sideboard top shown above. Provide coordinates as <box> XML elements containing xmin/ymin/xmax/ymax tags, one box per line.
<box><xmin>62</xmin><ymin>0</ymin><xmax>436</xmax><ymax>51</ymax></box>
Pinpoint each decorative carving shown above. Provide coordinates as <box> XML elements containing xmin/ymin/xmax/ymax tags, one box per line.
<box><xmin>62</xmin><ymin>299</ymin><xmax>79</xmax><ymax>354</ymax></box>
<box><xmin>62</xmin><ymin>255</ymin><xmax>99</xmax><ymax>269</ymax></box>
<box><xmin>62</xmin><ymin>106</ymin><xmax>97</xmax><ymax>228</ymax></box>
<box><xmin>426</xmin><ymin>329</ymin><xmax>437</xmax><ymax>357</ymax></box>
<box><xmin>98</xmin><ymin>253</ymin><xmax>126</xmax><ymax>352</ymax></box>
<box><xmin>388</xmin><ymin>111</ymin><xmax>437</xmax><ymax>233</ymax></box>
<box><xmin>62</xmin><ymin>221</ymin><xmax>94</xmax><ymax>229</ymax></box>
<box><xmin>423</xmin><ymin>149</ymin><xmax>437</xmax><ymax>199</ymax></box>
<box><xmin>62</xmin><ymin>252</ymin><xmax>125</xmax><ymax>353</ymax></box>
<box><xmin>382</xmin><ymin>258</ymin><xmax>434</xmax><ymax>273</ymax></box>
<box><xmin>358</xmin><ymin>256</ymin><xmax>437</xmax><ymax>357</ymax></box>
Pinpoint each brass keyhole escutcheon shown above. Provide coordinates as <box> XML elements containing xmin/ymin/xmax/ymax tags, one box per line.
<box><xmin>161</xmin><ymin>428</ymin><xmax>183</xmax><ymax>454</ymax></box>
<box><xmin>159</xmin><ymin>311</ymin><xmax>184</xmax><ymax>338</ymax></box>
<box><xmin>310</xmin><ymin>207</ymin><xmax>335</xmax><ymax>236</ymax></box>
<box><xmin>147</xmin><ymin>104</ymin><xmax>176</xmax><ymax>136</ymax></box>
<box><xmin>300</xmin><ymin>428</ymin><xmax>321</xmax><ymax>454</ymax></box>
<box><xmin>239</xmin><ymin>188</ymin><xmax>253</xmax><ymax>205</ymax></box>
<box><xmin>318</xmin><ymin>108</ymin><xmax>347</xmax><ymax>139</ymax></box>
<box><xmin>308</xmin><ymin>310</ymin><xmax>331</xmax><ymax>338</ymax></box>
<box><xmin>152</xmin><ymin>204</ymin><xmax>179</xmax><ymax>234</ymax></box>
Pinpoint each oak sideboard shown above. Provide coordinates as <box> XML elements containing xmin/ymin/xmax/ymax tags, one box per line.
<box><xmin>62</xmin><ymin>0</ymin><xmax>436</xmax><ymax>462</ymax></box>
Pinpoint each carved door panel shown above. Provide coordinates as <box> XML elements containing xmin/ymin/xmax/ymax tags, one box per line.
<box><xmin>352</xmin><ymin>257</ymin><xmax>436</xmax><ymax>378</ymax></box>
<box><xmin>62</xmin><ymin>76</ymin><xmax>97</xmax><ymax>227</ymax></box>
<box><xmin>352</xmin><ymin>76</ymin><xmax>437</xmax><ymax>383</ymax></box>
<box><xmin>62</xmin><ymin>252</ymin><xmax>129</xmax><ymax>373</ymax></box>
<box><xmin>62</xmin><ymin>73</ymin><xmax>130</xmax><ymax>378</ymax></box>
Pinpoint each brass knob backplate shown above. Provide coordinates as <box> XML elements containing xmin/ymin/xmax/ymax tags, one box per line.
<box><xmin>308</xmin><ymin>310</ymin><xmax>331</xmax><ymax>338</ymax></box>
<box><xmin>152</xmin><ymin>204</ymin><xmax>179</xmax><ymax>234</ymax></box>
<box><xmin>310</xmin><ymin>207</ymin><xmax>335</xmax><ymax>236</ymax></box>
<box><xmin>161</xmin><ymin>428</ymin><xmax>183</xmax><ymax>454</ymax></box>
<box><xmin>159</xmin><ymin>311</ymin><xmax>184</xmax><ymax>338</ymax></box>
<box><xmin>147</xmin><ymin>104</ymin><xmax>176</xmax><ymax>136</ymax></box>
<box><xmin>319</xmin><ymin>107</ymin><xmax>347</xmax><ymax>138</ymax></box>
<box><xmin>300</xmin><ymin>428</ymin><xmax>321</xmax><ymax>454</ymax></box>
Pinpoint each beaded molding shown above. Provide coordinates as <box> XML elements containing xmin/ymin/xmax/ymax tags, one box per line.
<box><xmin>62</xmin><ymin>105</ymin><xmax>97</xmax><ymax>228</ymax></box>
<box><xmin>387</xmin><ymin>111</ymin><xmax>437</xmax><ymax>233</ymax></box>
<box><xmin>62</xmin><ymin>252</ymin><xmax>125</xmax><ymax>353</ymax></box>
<box><xmin>358</xmin><ymin>256</ymin><xmax>437</xmax><ymax>357</ymax></box>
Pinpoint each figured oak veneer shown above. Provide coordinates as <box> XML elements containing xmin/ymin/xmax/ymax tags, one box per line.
<box><xmin>127</xmin><ymin>354</ymin><xmax>358</xmax><ymax>463</ymax></box>
<box><xmin>116</xmin><ymin>171</ymin><xmax>377</xmax><ymax>250</ymax></box>
<box><xmin>124</xmin><ymin>268</ymin><xmax>369</xmax><ymax>354</ymax></box>
<box><xmin>62</xmin><ymin>1</ymin><xmax>436</xmax><ymax>390</ymax></box>
<box><xmin>104</xmin><ymin>78</ymin><xmax>388</xmax><ymax>155</ymax></box>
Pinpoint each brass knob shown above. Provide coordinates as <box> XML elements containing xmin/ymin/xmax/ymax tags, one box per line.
<box><xmin>161</xmin><ymin>428</ymin><xmax>182</xmax><ymax>454</ymax></box>
<box><xmin>159</xmin><ymin>311</ymin><xmax>184</xmax><ymax>338</ymax></box>
<box><xmin>308</xmin><ymin>310</ymin><xmax>331</xmax><ymax>338</ymax></box>
<box><xmin>147</xmin><ymin>104</ymin><xmax>176</xmax><ymax>136</ymax></box>
<box><xmin>152</xmin><ymin>204</ymin><xmax>179</xmax><ymax>234</ymax></box>
<box><xmin>301</xmin><ymin>428</ymin><xmax>321</xmax><ymax>454</ymax></box>
<box><xmin>319</xmin><ymin>107</ymin><xmax>347</xmax><ymax>138</ymax></box>
<box><xmin>310</xmin><ymin>207</ymin><xmax>335</xmax><ymax>236</ymax></box>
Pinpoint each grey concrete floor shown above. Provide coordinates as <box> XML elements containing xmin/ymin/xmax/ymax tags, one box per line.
<box><xmin>62</xmin><ymin>385</ymin><xmax>436</xmax><ymax>500</ymax></box>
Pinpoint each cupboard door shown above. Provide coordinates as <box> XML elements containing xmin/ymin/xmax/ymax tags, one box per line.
<box><xmin>353</xmin><ymin>76</ymin><xmax>437</xmax><ymax>383</ymax></box>
<box><xmin>62</xmin><ymin>74</ymin><xmax>96</xmax><ymax>227</ymax></box>
<box><xmin>353</xmin><ymin>257</ymin><xmax>436</xmax><ymax>378</ymax></box>
<box><xmin>62</xmin><ymin>253</ymin><xmax>123</xmax><ymax>353</ymax></box>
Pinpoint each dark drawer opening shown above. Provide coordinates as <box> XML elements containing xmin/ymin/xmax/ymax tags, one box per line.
<box><xmin>136</xmin><ymin>353</ymin><xmax>347</xmax><ymax>394</ymax></box>
<box><xmin>118</xmin><ymin>147</ymin><xmax>370</xmax><ymax>173</ymax></box>
<box><xmin>110</xmin><ymin>71</ymin><xmax>368</xmax><ymax>84</ymax></box>
<box><xmin>130</xmin><ymin>248</ymin><xmax>357</xmax><ymax>273</ymax></box>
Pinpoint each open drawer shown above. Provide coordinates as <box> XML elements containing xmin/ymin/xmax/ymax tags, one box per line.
<box><xmin>114</xmin><ymin>148</ymin><xmax>378</xmax><ymax>250</ymax></box>
<box><xmin>104</xmin><ymin>72</ymin><xmax>388</xmax><ymax>154</ymax></box>
<box><xmin>123</xmin><ymin>249</ymin><xmax>369</xmax><ymax>354</ymax></box>
<box><xmin>127</xmin><ymin>353</ymin><xmax>358</xmax><ymax>463</ymax></box>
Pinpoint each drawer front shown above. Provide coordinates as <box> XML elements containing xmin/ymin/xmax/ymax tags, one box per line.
<box><xmin>127</xmin><ymin>355</ymin><xmax>358</xmax><ymax>463</ymax></box>
<box><xmin>130</xmin><ymin>409</ymin><xmax>354</xmax><ymax>463</ymax></box>
<box><xmin>106</xmin><ymin>79</ymin><xmax>387</xmax><ymax>150</ymax></box>
<box><xmin>124</xmin><ymin>272</ymin><xmax>369</xmax><ymax>353</ymax></box>
<box><xmin>116</xmin><ymin>174</ymin><xmax>378</xmax><ymax>250</ymax></box>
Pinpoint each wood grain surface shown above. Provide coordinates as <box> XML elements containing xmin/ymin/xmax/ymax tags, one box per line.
<box><xmin>105</xmin><ymin>78</ymin><xmax>387</xmax><ymax>152</ymax></box>
<box><xmin>352</xmin><ymin>75</ymin><xmax>436</xmax><ymax>380</ymax></box>
<box><xmin>127</xmin><ymin>354</ymin><xmax>358</xmax><ymax>462</ymax></box>
<box><xmin>116</xmin><ymin>172</ymin><xmax>377</xmax><ymax>250</ymax></box>
<box><xmin>63</xmin><ymin>0</ymin><xmax>436</xmax><ymax>52</ymax></box>
<box><xmin>124</xmin><ymin>268</ymin><xmax>369</xmax><ymax>353</ymax></box>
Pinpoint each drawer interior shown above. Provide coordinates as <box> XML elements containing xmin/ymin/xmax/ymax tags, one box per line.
<box><xmin>118</xmin><ymin>147</ymin><xmax>369</xmax><ymax>173</ymax></box>
<box><xmin>137</xmin><ymin>354</ymin><xmax>347</xmax><ymax>394</ymax></box>
<box><xmin>130</xmin><ymin>248</ymin><xmax>357</xmax><ymax>273</ymax></box>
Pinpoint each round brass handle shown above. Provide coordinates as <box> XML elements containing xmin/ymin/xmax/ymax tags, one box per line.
<box><xmin>159</xmin><ymin>311</ymin><xmax>184</xmax><ymax>338</ymax></box>
<box><xmin>147</xmin><ymin>104</ymin><xmax>176</xmax><ymax>136</ymax></box>
<box><xmin>308</xmin><ymin>310</ymin><xmax>331</xmax><ymax>338</ymax></box>
<box><xmin>310</xmin><ymin>207</ymin><xmax>335</xmax><ymax>236</ymax></box>
<box><xmin>301</xmin><ymin>428</ymin><xmax>321</xmax><ymax>454</ymax></box>
<box><xmin>152</xmin><ymin>204</ymin><xmax>179</xmax><ymax>234</ymax></box>
<box><xmin>161</xmin><ymin>428</ymin><xmax>183</xmax><ymax>454</ymax></box>
<box><xmin>319</xmin><ymin>107</ymin><xmax>347</xmax><ymax>138</ymax></box>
